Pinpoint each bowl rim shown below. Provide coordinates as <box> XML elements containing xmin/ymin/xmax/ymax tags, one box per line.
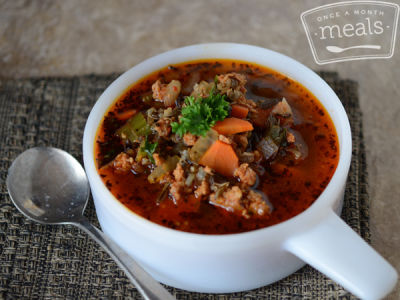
<box><xmin>82</xmin><ymin>42</ymin><xmax>352</xmax><ymax>243</ymax></box>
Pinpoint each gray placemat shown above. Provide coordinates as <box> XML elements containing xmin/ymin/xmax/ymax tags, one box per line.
<box><xmin>0</xmin><ymin>72</ymin><xmax>368</xmax><ymax>299</ymax></box>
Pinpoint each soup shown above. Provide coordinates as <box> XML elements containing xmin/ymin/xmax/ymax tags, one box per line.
<box><xmin>95</xmin><ymin>59</ymin><xmax>339</xmax><ymax>234</ymax></box>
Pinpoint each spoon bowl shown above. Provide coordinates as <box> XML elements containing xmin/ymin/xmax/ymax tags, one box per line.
<box><xmin>7</xmin><ymin>147</ymin><xmax>89</xmax><ymax>224</ymax></box>
<box><xmin>7</xmin><ymin>147</ymin><xmax>175</xmax><ymax>300</ymax></box>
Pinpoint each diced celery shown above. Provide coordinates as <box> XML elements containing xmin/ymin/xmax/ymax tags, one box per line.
<box><xmin>116</xmin><ymin>112</ymin><xmax>149</xmax><ymax>143</ymax></box>
<box><xmin>148</xmin><ymin>155</ymin><xmax>180</xmax><ymax>183</ymax></box>
<box><xmin>135</xmin><ymin>140</ymin><xmax>146</xmax><ymax>162</ymax></box>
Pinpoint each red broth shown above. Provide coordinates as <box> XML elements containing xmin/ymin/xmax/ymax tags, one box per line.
<box><xmin>95</xmin><ymin>59</ymin><xmax>339</xmax><ymax>234</ymax></box>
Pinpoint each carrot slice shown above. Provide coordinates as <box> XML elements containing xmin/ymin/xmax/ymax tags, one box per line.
<box><xmin>116</xmin><ymin>109</ymin><xmax>138</xmax><ymax>121</ymax></box>
<box><xmin>199</xmin><ymin>140</ymin><xmax>239</xmax><ymax>177</ymax></box>
<box><xmin>213</xmin><ymin>117</ymin><xmax>254</xmax><ymax>135</ymax></box>
<box><xmin>231</xmin><ymin>104</ymin><xmax>249</xmax><ymax>118</ymax></box>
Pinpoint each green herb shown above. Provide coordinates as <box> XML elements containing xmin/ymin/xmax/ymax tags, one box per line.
<box><xmin>171</xmin><ymin>90</ymin><xmax>229</xmax><ymax>137</ymax></box>
<box><xmin>140</xmin><ymin>136</ymin><xmax>158</xmax><ymax>164</ymax></box>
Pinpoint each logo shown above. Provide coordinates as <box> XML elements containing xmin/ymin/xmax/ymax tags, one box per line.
<box><xmin>301</xmin><ymin>1</ymin><xmax>399</xmax><ymax>64</ymax></box>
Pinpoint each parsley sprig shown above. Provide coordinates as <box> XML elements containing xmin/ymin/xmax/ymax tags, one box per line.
<box><xmin>171</xmin><ymin>90</ymin><xmax>229</xmax><ymax>137</ymax></box>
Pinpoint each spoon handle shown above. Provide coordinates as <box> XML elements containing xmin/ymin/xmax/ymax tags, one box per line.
<box><xmin>74</xmin><ymin>218</ymin><xmax>175</xmax><ymax>300</ymax></box>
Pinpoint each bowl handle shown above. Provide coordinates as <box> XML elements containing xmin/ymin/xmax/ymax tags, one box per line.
<box><xmin>285</xmin><ymin>210</ymin><xmax>398</xmax><ymax>299</ymax></box>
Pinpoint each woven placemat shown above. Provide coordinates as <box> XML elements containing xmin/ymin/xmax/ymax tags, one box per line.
<box><xmin>0</xmin><ymin>72</ymin><xmax>369</xmax><ymax>299</ymax></box>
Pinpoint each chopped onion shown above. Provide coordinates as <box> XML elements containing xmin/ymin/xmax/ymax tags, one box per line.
<box><xmin>239</xmin><ymin>152</ymin><xmax>255</xmax><ymax>163</ymax></box>
<box><xmin>185</xmin><ymin>174</ymin><xmax>195</xmax><ymax>186</ymax></box>
<box><xmin>257</xmin><ymin>137</ymin><xmax>279</xmax><ymax>160</ymax></box>
<box><xmin>196</xmin><ymin>167</ymin><xmax>206</xmax><ymax>181</ymax></box>
<box><xmin>189</xmin><ymin>129</ymin><xmax>218</xmax><ymax>162</ymax></box>
<box><xmin>163</xmin><ymin>107</ymin><xmax>173</xmax><ymax>117</ymax></box>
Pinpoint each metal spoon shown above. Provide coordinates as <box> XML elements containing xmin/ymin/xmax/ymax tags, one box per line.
<box><xmin>6</xmin><ymin>147</ymin><xmax>175</xmax><ymax>300</ymax></box>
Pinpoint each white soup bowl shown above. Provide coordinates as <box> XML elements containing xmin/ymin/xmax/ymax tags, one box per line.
<box><xmin>83</xmin><ymin>43</ymin><xmax>397</xmax><ymax>299</ymax></box>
